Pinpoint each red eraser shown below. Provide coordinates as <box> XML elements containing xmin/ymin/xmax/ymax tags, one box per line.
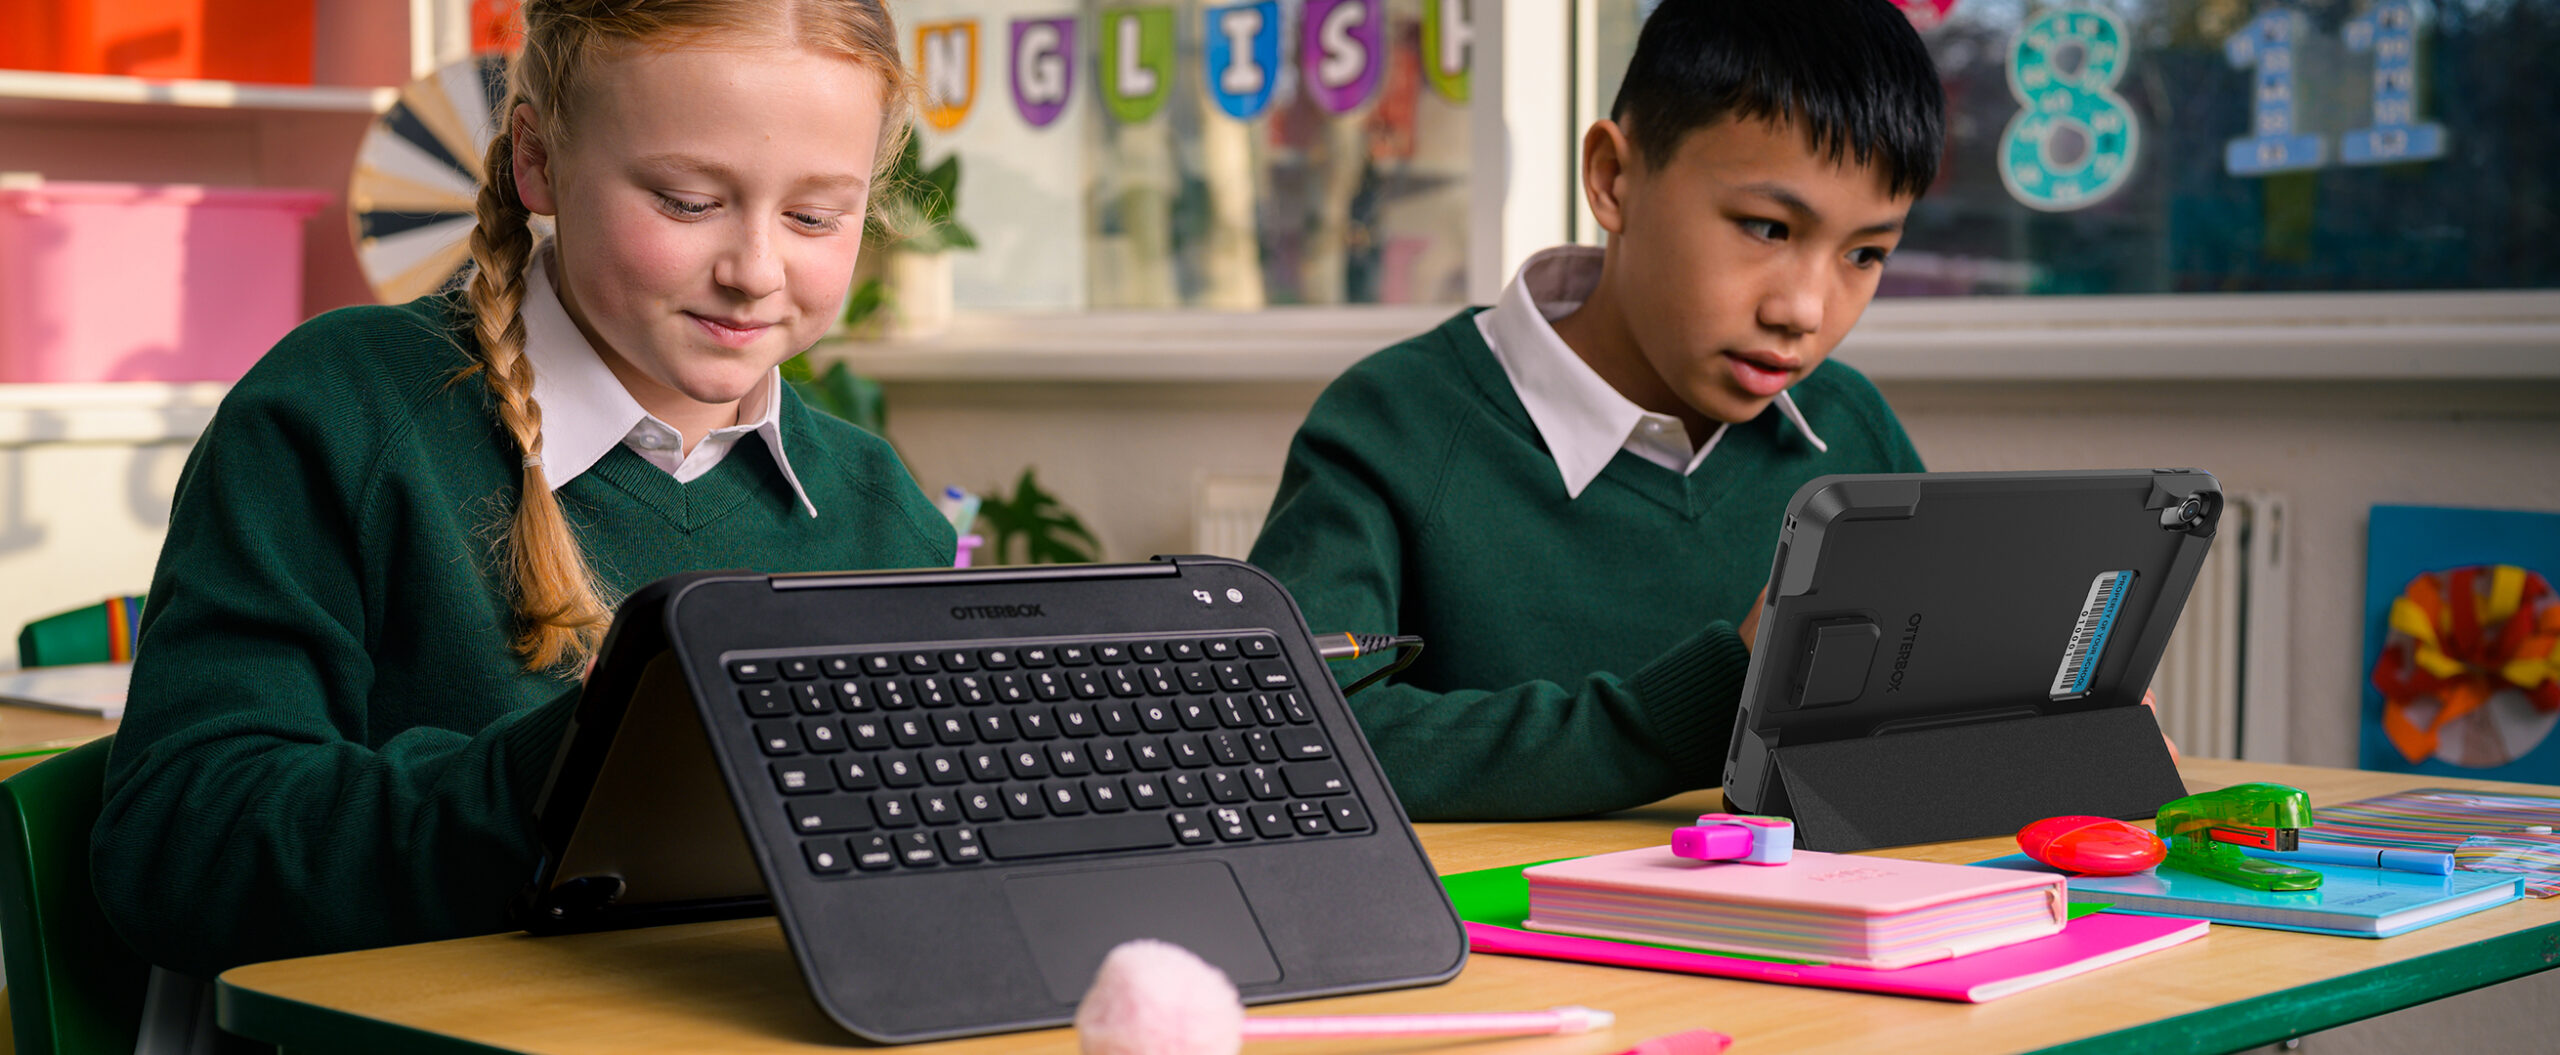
<box><xmin>1619</xmin><ymin>1029</ymin><xmax>1735</xmax><ymax>1055</ymax></box>
<box><xmin>2017</xmin><ymin>815</ymin><xmax>2165</xmax><ymax>876</ymax></box>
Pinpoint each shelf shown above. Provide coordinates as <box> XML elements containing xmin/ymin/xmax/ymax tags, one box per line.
<box><xmin>813</xmin><ymin>290</ymin><xmax>2560</xmax><ymax>385</ymax></box>
<box><xmin>0</xmin><ymin>69</ymin><xmax>394</xmax><ymax>116</ymax></box>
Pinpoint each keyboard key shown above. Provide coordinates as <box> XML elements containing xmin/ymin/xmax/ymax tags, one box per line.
<box><xmin>952</xmin><ymin>674</ymin><xmax>992</xmax><ymax>706</ymax></box>
<box><xmin>852</xmin><ymin>834</ymin><xmax>896</xmax><ymax>870</ymax></box>
<box><xmin>1029</xmin><ymin>671</ymin><xmax>1069</xmax><ymax>701</ymax></box>
<box><xmin>1213</xmin><ymin>662</ymin><xmax>1252</xmax><ymax>691</ymax></box>
<box><xmin>871</xmin><ymin>793</ymin><xmax>916</xmax><ymax>828</ymax></box>
<box><xmin>1166</xmin><ymin>771</ymin><xmax>1207</xmax><ymax>806</ymax></box>
<box><xmin>1107</xmin><ymin>668</ymin><xmax>1145</xmax><ymax>698</ymax></box>
<box><xmin>917</xmin><ymin>790</ymin><xmax>960</xmax><ymax>824</ymax></box>
<box><xmin>979</xmin><ymin>647</ymin><xmax>1018</xmax><ymax>669</ymax></box>
<box><xmin>753</xmin><ymin>721</ymin><xmax>799</xmax><ymax>755</ymax></box>
<box><xmin>1177</xmin><ymin>699</ymin><xmax>1218</xmax><ymax>731</ymax></box>
<box><xmin>1245</xmin><ymin>729</ymin><xmax>1281</xmax><ymax>762</ymax></box>
<box><xmin>730</xmin><ymin>659</ymin><xmax>779</xmax><ymax>683</ymax></box>
<box><xmin>789</xmin><ymin>796</ymin><xmax>873</xmax><ymax>834</ymax></box>
<box><xmin>938</xmin><ymin>827</ymin><xmax>984</xmax><ymax>864</ymax></box>
<box><xmin>1326</xmin><ymin>798</ymin><xmax>1371</xmax><ymax>832</ymax></box>
<box><xmin>1204</xmin><ymin>769</ymin><xmax>1247</xmax><ymax>804</ymax></box>
<box><xmin>1048</xmin><ymin>742</ymin><xmax>1093</xmax><ymax>777</ymax></box>
<box><xmin>1002</xmin><ymin>784</ymin><xmax>1044</xmax><ymax>819</ymax></box>
<box><xmin>984</xmin><ymin>814</ymin><xmax>1176</xmax><ymax>860</ymax></box>
<box><xmin>1169</xmin><ymin>736</ymin><xmax>1211</xmax><ymax>768</ymax></box>
<box><xmin>1238</xmin><ymin>635</ymin><xmax>1281</xmax><ymax>657</ymax></box>
<box><xmin>1085</xmin><ymin>778</ymin><xmax>1130</xmax><ymax>812</ymax></box>
<box><xmin>1057</xmin><ymin>645</ymin><xmax>1092</xmax><ymax>666</ymax></box>
<box><xmin>834</xmin><ymin>681</ymin><xmax>872</xmax><ymax>712</ymax></box>
<box><xmin>875</xmin><ymin>680</ymin><xmax>913</xmax><ymax>710</ymax></box>
<box><xmin>1243</xmin><ymin>765</ymin><xmax>1284</xmax><ymax>800</ymax></box>
<box><xmin>1182</xmin><ymin>667</ymin><xmax>1219</xmax><ymax>694</ymax></box>
<box><xmin>1128</xmin><ymin>738</ymin><xmax>1171</xmax><ymax>770</ymax></box>
<box><xmin>1016</xmin><ymin>707</ymin><xmax>1059</xmax><ymax>740</ymax></box>
<box><xmin>1136</xmin><ymin>701</ymin><xmax>1179</xmax><ymax>733</ymax></box>
<box><xmin>914</xmin><ymin>677</ymin><xmax>952</xmax><ymax>708</ymax></box>
<box><xmin>1007</xmin><ymin>746</ymin><xmax>1050</xmax><ymax>779</ymax></box>
<box><xmin>1215</xmin><ymin>696</ymin><xmax>1255</xmax><ymax>729</ymax></box>
<box><xmin>938</xmin><ymin>650</ymin><xmax>977</xmax><ymax>672</ymax></box>
<box><xmin>1131</xmin><ymin>641</ymin><xmax>1168</xmax><ymax>663</ymax></box>
<box><xmin>1055</xmin><ymin>703</ymin><xmax>1098</xmax><ymax>737</ymax></box>
<box><xmin>1276</xmin><ymin>727</ymin><xmax>1331</xmax><ymax>760</ymax></box>
<box><xmin>878</xmin><ymin>752</ymin><xmax>924</xmax><ymax>787</ymax></box>
<box><xmin>960</xmin><ymin>789</ymin><xmax>1003</xmax><ymax>821</ymax></box>
<box><xmin>1069</xmin><ymin>670</ymin><xmax>1109</xmax><ymax>699</ymax></box>
<box><xmin>1296</xmin><ymin>814</ymin><xmax>1330</xmax><ymax>836</ymax></box>
<box><xmin>771</xmin><ymin>762</ymin><xmax>826</xmax><ymax>795</ymax></box>
<box><xmin>1249</xmin><ymin>659</ymin><xmax>1296</xmax><ymax>689</ymax></box>
<box><xmin>974</xmin><ymin>709</ymin><xmax>1019</xmax><ymax>742</ymax></box>
<box><xmin>862</xmin><ymin>654</ymin><xmax>900</xmax><ymax>676</ymax></box>
<box><xmin>1169</xmin><ymin>811</ymin><xmax>1213</xmax><ymax>844</ymax></box>
<box><xmin>1251</xmin><ymin>694</ymin><xmax>1287</xmax><ymax>725</ymax></box>
<box><xmin>1127</xmin><ymin>775</ymin><xmax>1170</xmax><ymax>809</ymax></box>
<box><xmin>889</xmin><ymin>716</ymin><xmax>932</xmax><ymax>748</ymax></box>
<box><xmin>801</xmin><ymin>718</ymin><xmax>846</xmax><ymax>753</ymax></box>
<box><xmin>1096</xmin><ymin>700</ymin><xmax>1140</xmax><ymax>734</ymax></box>
<box><xmin>846</xmin><ymin>718</ymin><xmax>891</xmax><ymax>750</ymax></box>
<box><xmin>932</xmin><ymin>714</ymin><xmax>974</xmax><ymax>745</ymax></box>
<box><xmin>1210</xmin><ymin>806</ymin><xmax>1254</xmax><ymax>841</ymax></box>
<box><xmin>898</xmin><ymin>831</ymin><xmax>940</xmax><ymax>866</ymax></box>
<box><xmin>1279</xmin><ymin>692</ymin><xmax>1315</xmax><ymax>724</ymax></box>
<box><xmin>780</xmin><ymin>657</ymin><xmax>819</xmax><ymax>680</ymax></box>
<box><xmin>792</xmin><ymin>683</ymin><xmax>829</xmax><ymax>715</ymax></box>
<box><xmin>1018</xmin><ymin>645</ymin><xmax>1056</xmax><ymax>667</ymax></box>
<box><xmin>1201</xmin><ymin>639</ymin><xmax>1238</xmax><ymax>660</ymax></box>
<box><xmin>804</xmin><ymin>840</ymin><xmax>852</xmax><ymax>874</ymax></box>
<box><xmin>740</xmin><ymin>686</ymin><xmax>789</xmax><ymax>717</ymax></box>
<box><xmin>1093</xmin><ymin>643</ymin><xmax>1130</xmax><ymax>664</ymax></box>
<box><xmin>1206</xmin><ymin>731</ymin><xmax>1248</xmax><ymax>765</ymax></box>
<box><xmin>992</xmin><ymin>672</ymin><xmax>1031</xmax><ymax>704</ymax></box>
<box><xmin>901</xmin><ymin>651</ymin><xmax>938</xmax><ymax>674</ymax></box>
<box><xmin>1089</xmin><ymin>740</ymin><xmax>1132</xmax><ymax>773</ymax></box>
<box><xmin>1166</xmin><ymin>639</ymin><xmax>1204</xmax><ymax>662</ymax></box>
<box><xmin>1284</xmin><ymin>761</ymin><xmax>1350</xmax><ymax>796</ymax></box>
<box><xmin>820</xmin><ymin>655</ymin><xmax>860</xmax><ymax>678</ymax></box>
<box><xmin>1044</xmin><ymin>782</ymin><xmax>1089</xmax><ymax>816</ymax></box>
<box><xmin>1251</xmin><ymin>803</ymin><xmax>1293</xmax><ymax>838</ymax></box>
<box><xmin>835</xmin><ymin>757</ymin><xmax>880</xmax><ymax>791</ymax></box>
<box><xmin>921</xmin><ymin>749</ymin><xmax>967</xmax><ymax>785</ymax></box>
<box><xmin>965</xmin><ymin>747</ymin><xmax>1008</xmax><ymax>783</ymax></box>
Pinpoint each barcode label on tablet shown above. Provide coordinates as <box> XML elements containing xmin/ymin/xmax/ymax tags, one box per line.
<box><xmin>2050</xmin><ymin>569</ymin><xmax>2135</xmax><ymax>700</ymax></box>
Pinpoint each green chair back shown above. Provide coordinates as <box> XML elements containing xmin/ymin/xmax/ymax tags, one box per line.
<box><xmin>0</xmin><ymin>737</ymin><xmax>147</xmax><ymax>1055</ymax></box>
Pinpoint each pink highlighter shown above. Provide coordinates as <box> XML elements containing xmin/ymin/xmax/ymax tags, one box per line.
<box><xmin>1672</xmin><ymin>813</ymin><xmax>1794</xmax><ymax>865</ymax></box>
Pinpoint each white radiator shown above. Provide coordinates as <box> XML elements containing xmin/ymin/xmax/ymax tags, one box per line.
<box><xmin>2150</xmin><ymin>492</ymin><xmax>2292</xmax><ymax>762</ymax></box>
<box><xmin>1191</xmin><ymin>475</ymin><xmax>1281</xmax><ymax>560</ymax></box>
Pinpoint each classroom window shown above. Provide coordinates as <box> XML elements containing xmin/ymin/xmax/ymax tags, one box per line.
<box><xmin>1591</xmin><ymin>0</ymin><xmax>2560</xmax><ymax>296</ymax></box>
<box><xmin>905</xmin><ymin>0</ymin><xmax>1475</xmax><ymax>311</ymax></box>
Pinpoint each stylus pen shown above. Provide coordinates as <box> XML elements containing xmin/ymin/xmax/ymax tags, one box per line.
<box><xmin>2242</xmin><ymin>842</ymin><xmax>2455</xmax><ymax>875</ymax></box>
<box><xmin>1239</xmin><ymin>1005</ymin><xmax>1612</xmax><ymax>1039</ymax></box>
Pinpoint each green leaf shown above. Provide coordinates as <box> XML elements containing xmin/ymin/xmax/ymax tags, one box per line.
<box><xmin>784</xmin><ymin>359</ymin><xmax>887</xmax><ymax>437</ymax></box>
<box><xmin>840</xmin><ymin>277</ymin><xmax>889</xmax><ymax>328</ymax></box>
<box><xmin>977</xmin><ymin>468</ymin><xmax>1099</xmax><ymax>565</ymax></box>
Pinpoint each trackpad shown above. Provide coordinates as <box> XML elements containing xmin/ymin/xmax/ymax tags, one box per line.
<box><xmin>1004</xmin><ymin>861</ymin><xmax>1282</xmax><ymax>1005</ymax></box>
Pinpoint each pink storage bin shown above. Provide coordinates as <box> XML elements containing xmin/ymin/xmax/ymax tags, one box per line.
<box><xmin>0</xmin><ymin>180</ymin><xmax>330</xmax><ymax>383</ymax></box>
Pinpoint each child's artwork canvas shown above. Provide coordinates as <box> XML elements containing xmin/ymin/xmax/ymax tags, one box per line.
<box><xmin>2361</xmin><ymin>505</ymin><xmax>2560</xmax><ymax>782</ymax></box>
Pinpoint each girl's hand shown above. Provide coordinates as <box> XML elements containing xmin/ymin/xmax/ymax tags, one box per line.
<box><xmin>2141</xmin><ymin>689</ymin><xmax>2181</xmax><ymax>763</ymax></box>
<box><xmin>1738</xmin><ymin>585</ymin><xmax>1768</xmax><ymax>653</ymax></box>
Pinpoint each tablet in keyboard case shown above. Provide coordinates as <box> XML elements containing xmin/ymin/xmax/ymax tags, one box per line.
<box><xmin>516</xmin><ymin>556</ymin><xmax>1466</xmax><ymax>1043</ymax></box>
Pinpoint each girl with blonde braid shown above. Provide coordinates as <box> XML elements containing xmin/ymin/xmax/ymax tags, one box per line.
<box><xmin>94</xmin><ymin>0</ymin><xmax>951</xmax><ymax>978</ymax></box>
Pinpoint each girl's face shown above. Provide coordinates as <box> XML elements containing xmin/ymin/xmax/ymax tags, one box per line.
<box><xmin>515</xmin><ymin>43</ymin><xmax>885</xmax><ymax>428</ymax></box>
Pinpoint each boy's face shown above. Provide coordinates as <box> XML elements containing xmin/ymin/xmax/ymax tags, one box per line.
<box><xmin>1588</xmin><ymin>116</ymin><xmax>1911</xmax><ymax>425</ymax></box>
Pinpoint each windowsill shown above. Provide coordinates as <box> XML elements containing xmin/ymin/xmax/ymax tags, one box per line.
<box><xmin>0</xmin><ymin>383</ymin><xmax>229</xmax><ymax>443</ymax></box>
<box><xmin>811</xmin><ymin>289</ymin><xmax>2560</xmax><ymax>385</ymax></box>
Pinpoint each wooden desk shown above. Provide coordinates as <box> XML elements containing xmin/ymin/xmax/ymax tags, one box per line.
<box><xmin>215</xmin><ymin>760</ymin><xmax>2560</xmax><ymax>1055</ymax></box>
<box><xmin>0</xmin><ymin>702</ymin><xmax>117</xmax><ymax>775</ymax></box>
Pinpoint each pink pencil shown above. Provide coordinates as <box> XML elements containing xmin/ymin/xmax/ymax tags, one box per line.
<box><xmin>1238</xmin><ymin>1005</ymin><xmax>1613</xmax><ymax>1039</ymax></box>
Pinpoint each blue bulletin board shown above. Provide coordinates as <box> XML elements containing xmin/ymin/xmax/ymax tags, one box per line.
<box><xmin>2361</xmin><ymin>505</ymin><xmax>2560</xmax><ymax>784</ymax></box>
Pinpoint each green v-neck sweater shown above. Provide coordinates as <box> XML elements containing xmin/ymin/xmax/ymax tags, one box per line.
<box><xmin>1249</xmin><ymin>309</ymin><xmax>1922</xmax><ymax>820</ymax></box>
<box><xmin>93</xmin><ymin>293</ymin><xmax>953</xmax><ymax>978</ymax></box>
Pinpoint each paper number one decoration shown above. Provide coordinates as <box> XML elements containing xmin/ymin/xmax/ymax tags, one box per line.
<box><xmin>2222</xmin><ymin>8</ymin><xmax>2324</xmax><ymax>175</ymax></box>
<box><xmin>1999</xmin><ymin>7</ymin><xmax>2139</xmax><ymax>212</ymax></box>
<box><xmin>2341</xmin><ymin>0</ymin><xmax>2447</xmax><ymax>165</ymax></box>
<box><xmin>1100</xmin><ymin>7</ymin><xmax>1175</xmax><ymax>123</ymax></box>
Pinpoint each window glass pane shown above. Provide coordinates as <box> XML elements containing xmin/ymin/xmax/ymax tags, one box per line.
<box><xmin>1590</xmin><ymin>0</ymin><xmax>2559</xmax><ymax>296</ymax></box>
<box><xmin>907</xmin><ymin>0</ymin><xmax>1475</xmax><ymax>310</ymax></box>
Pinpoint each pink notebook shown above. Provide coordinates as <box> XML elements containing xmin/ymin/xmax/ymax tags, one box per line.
<box><xmin>1525</xmin><ymin>847</ymin><xmax>2067</xmax><ymax>969</ymax></box>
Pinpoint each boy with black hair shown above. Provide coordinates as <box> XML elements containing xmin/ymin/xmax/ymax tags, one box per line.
<box><xmin>1250</xmin><ymin>0</ymin><xmax>1941</xmax><ymax>818</ymax></box>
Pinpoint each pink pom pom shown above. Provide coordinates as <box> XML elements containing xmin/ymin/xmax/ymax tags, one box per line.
<box><xmin>1075</xmin><ymin>939</ymin><xmax>1246</xmax><ymax>1055</ymax></box>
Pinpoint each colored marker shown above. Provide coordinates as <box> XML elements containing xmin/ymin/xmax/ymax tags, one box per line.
<box><xmin>2241</xmin><ymin>842</ymin><xmax>2454</xmax><ymax>875</ymax></box>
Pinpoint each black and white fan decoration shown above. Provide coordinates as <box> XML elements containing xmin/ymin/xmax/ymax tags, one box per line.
<box><xmin>348</xmin><ymin>53</ymin><xmax>519</xmax><ymax>304</ymax></box>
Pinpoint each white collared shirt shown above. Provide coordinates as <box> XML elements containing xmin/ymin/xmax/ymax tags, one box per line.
<box><xmin>1476</xmin><ymin>245</ymin><xmax>1828</xmax><ymax>499</ymax></box>
<box><xmin>518</xmin><ymin>245</ymin><xmax>819</xmax><ymax>517</ymax></box>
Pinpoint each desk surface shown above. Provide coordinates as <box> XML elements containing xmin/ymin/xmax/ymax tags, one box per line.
<box><xmin>0</xmin><ymin>702</ymin><xmax>116</xmax><ymax>757</ymax></box>
<box><xmin>216</xmin><ymin>759</ymin><xmax>2560</xmax><ymax>1055</ymax></box>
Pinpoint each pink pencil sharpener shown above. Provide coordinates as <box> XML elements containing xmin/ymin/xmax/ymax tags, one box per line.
<box><xmin>1672</xmin><ymin>813</ymin><xmax>1794</xmax><ymax>866</ymax></box>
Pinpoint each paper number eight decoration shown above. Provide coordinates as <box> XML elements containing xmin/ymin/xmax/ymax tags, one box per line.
<box><xmin>1999</xmin><ymin>7</ymin><xmax>2139</xmax><ymax>212</ymax></box>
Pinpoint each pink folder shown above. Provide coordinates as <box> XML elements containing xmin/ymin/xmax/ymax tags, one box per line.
<box><xmin>1466</xmin><ymin>912</ymin><xmax>2209</xmax><ymax>1002</ymax></box>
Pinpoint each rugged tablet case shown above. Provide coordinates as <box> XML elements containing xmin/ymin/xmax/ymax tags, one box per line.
<box><xmin>1721</xmin><ymin>470</ymin><xmax>2213</xmax><ymax>852</ymax></box>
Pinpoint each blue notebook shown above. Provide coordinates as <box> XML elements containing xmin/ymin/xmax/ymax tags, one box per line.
<box><xmin>1976</xmin><ymin>854</ymin><xmax>2522</xmax><ymax>938</ymax></box>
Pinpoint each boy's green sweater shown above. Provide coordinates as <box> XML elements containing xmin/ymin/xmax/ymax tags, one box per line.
<box><xmin>1249</xmin><ymin>309</ymin><xmax>1922</xmax><ymax>820</ymax></box>
<box><xmin>94</xmin><ymin>294</ymin><xmax>953</xmax><ymax>978</ymax></box>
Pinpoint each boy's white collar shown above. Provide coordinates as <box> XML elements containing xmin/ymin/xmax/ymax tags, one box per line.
<box><xmin>1476</xmin><ymin>245</ymin><xmax>1827</xmax><ymax>500</ymax></box>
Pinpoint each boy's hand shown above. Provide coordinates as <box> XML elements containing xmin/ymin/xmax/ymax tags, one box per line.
<box><xmin>1739</xmin><ymin>586</ymin><xmax>1768</xmax><ymax>653</ymax></box>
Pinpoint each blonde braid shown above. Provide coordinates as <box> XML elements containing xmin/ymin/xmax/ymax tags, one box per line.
<box><xmin>465</xmin><ymin>114</ymin><xmax>611</xmax><ymax>673</ymax></box>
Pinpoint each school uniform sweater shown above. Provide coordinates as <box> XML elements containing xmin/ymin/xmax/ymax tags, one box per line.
<box><xmin>1248</xmin><ymin>308</ymin><xmax>1923</xmax><ymax>820</ymax></box>
<box><xmin>93</xmin><ymin>293</ymin><xmax>953</xmax><ymax>978</ymax></box>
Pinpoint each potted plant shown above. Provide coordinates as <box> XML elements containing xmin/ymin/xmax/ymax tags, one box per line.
<box><xmin>841</xmin><ymin>136</ymin><xmax>976</xmax><ymax>339</ymax></box>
